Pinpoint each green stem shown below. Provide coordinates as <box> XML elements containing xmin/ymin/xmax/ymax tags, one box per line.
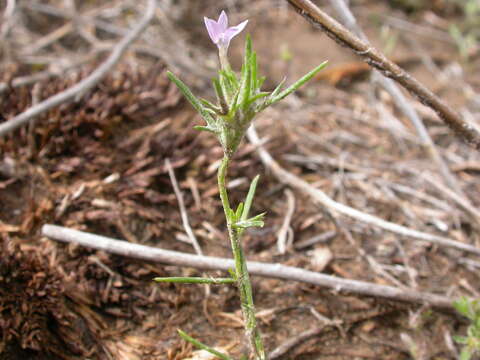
<box><xmin>154</xmin><ymin>277</ymin><xmax>235</xmax><ymax>284</ymax></box>
<box><xmin>218</xmin><ymin>155</ymin><xmax>266</xmax><ymax>360</ymax></box>
<box><xmin>219</xmin><ymin>46</ymin><xmax>231</xmax><ymax>72</ymax></box>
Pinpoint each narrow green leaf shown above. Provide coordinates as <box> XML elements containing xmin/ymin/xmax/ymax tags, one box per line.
<box><xmin>228</xmin><ymin>268</ymin><xmax>237</xmax><ymax>281</ymax></box>
<box><xmin>178</xmin><ymin>330</ymin><xmax>233</xmax><ymax>360</ymax></box>
<box><xmin>258</xmin><ymin>77</ymin><xmax>286</xmax><ymax>111</ymax></box>
<box><xmin>220</xmin><ymin>69</ymin><xmax>239</xmax><ymax>95</ymax></box>
<box><xmin>245</xmin><ymin>92</ymin><xmax>270</xmax><ymax>110</ymax></box>
<box><xmin>460</xmin><ymin>347</ymin><xmax>472</xmax><ymax>360</ymax></box>
<box><xmin>251</xmin><ymin>51</ymin><xmax>258</xmax><ymax>89</ymax></box>
<box><xmin>154</xmin><ymin>277</ymin><xmax>235</xmax><ymax>284</ymax></box>
<box><xmin>238</xmin><ymin>35</ymin><xmax>253</xmax><ymax>109</ymax></box>
<box><xmin>226</xmin><ymin>207</ymin><xmax>236</xmax><ymax>223</ymax></box>
<box><xmin>234</xmin><ymin>212</ymin><xmax>266</xmax><ymax>229</ymax></box>
<box><xmin>218</xmin><ymin>71</ymin><xmax>234</xmax><ymax>102</ymax></box>
<box><xmin>245</xmin><ymin>35</ymin><xmax>252</xmax><ymax>66</ymax></box>
<box><xmin>229</xmin><ymin>87</ymin><xmax>241</xmax><ymax>115</ymax></box>
<box><xmin>226</xmin><ymin>70</ymin><xmax>240</xmax><ymax>88</ymax></box>
<box><xmin>200</xmin><ymin>98</ymin><xmax>221</xmax><ymax>112</ymax></box>
<box><xmin>235</xmin><ymin>202</ymin><xmax>245</xmax><ymax>221</ymax></box>
<box><xmin>213</xmin><ymin>78</ymin><xmax>229</xmax><ymax>115</ymax></box>
<box><xmin>257</xmin><ymin>76</ymin><xmax>266</xmax><ymax>90</ymax></box>
<box><xmin>270</xmin><ymin>60</ymin><xmax>328</xmax><ymax>104</ymax></box>
<box><xmin>453</xmin><ymin>335</ymin><xmax>469</xmax><ymax>344</ymax></box>
<box><xmin>270</xmin><ymin>77</ymin><xmax>287</xmax><ymax>99</ymax></box>
<box><xmin>193</xmin><ymin>125</ymin><xmax>217</xmax><ymax>133</ymax></box>
<box><xmin>454</xmin><ymin>297</ymin><xmax>469</xmax><ymax>315</ymax></box>
<box><xmin>167</xmin><ymin>71</ymin><xmax>215</xmax><ymax>126</ymax></box>
<box><xmin>242</xmin><ymin>175</ymin><xmax>260</xmax><ymax>221</ymax></box>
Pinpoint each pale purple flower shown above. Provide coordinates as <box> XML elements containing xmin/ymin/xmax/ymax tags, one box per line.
<box><xmin>204</xmin><ymin>11</ymin><xmax>248</xmax><ymax>51</ymax></box>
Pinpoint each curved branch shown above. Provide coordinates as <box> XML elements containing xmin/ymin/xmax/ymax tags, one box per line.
<box><xmin>287</xmin><ymin>0</ymin><xmax>480</xmax><ymax>150</ymax></box>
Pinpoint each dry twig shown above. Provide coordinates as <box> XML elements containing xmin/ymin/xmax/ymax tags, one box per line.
<box><xmin>0</xmin><ymin>0</ymin><xmax>156</xmax><ymax>138</ymax></box>
<box><xmin>246</xmin><ymin>125</ymin><xmax>480</xmax><ymax>256</ymax></box>
<box><xmin>42</xmin><ymin>224</ymin><xmax>453</xmax><ymax>308</ymax></box>
<box><xmin>166</xmin><ymin>158</ymin><xmax>203</xmax><ymax>256</ymax></box>
<box><xmin>329</xmin><ymin>0</ymin><xmax>465</xmax><ymax>199</ymax></box>
<box><xmin>277</xmin><ymin>189</ymin><xmax>296</xmax><ymax>254</ymax></box>
<box><xmin>269</xmin><ymin>326</ymin><xmax>326</xmax><ymax>359</ymax></box>
<box><xmin>286</xmin><ymin>0</ymin><xmax>480</xmax><ymax>150</ymax></box>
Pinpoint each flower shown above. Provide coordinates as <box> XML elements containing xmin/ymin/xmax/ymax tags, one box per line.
<box><xmin>204</xmin><ymin>10</ymin><xmax>248</xmax><ymax>51</ymax></box>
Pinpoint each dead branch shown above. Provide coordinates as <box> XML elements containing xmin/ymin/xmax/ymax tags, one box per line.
<box><xmin>42</xmin><ymin>224</ymin><xmax>453</xmax><ymax>309</ymax></box>
<box><xmin>269</xmin><ymin>326</ymin><xmax>326</xmax><ymax>359</ymax></box>
<box><xmin>166</xmin><ymin>158</ymin><xmax>204</xmax><ymax>256</ymax></box>
<box><xmin>328</xmin><ymin>0</ymin><xmax>465</xmax><ymax>202</ymax></box>
<box><xmin>0</xmin><ymin>0</ymin><xmax>156</xmax><ymax>138</ymax></box>
<box><xmin>246</xmin><ymin>125</ymin><xmax>480</xmax><ymax>256</ymax></box>
<box><xmin>286</xmin><ymin>0</ymin><xmax>480</xmax><ymax>150</ymax></box>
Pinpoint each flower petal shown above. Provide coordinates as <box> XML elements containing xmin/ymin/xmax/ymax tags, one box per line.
<box><xmin>204</xmin><ymin>16</ymin><xmax>220</xmax><ymax>44</ymax></box>
<box><xmin>218</xmin><ymin>10</ymin><xmax>228</xmax><ymax>32</ymax></box>
<box><xmin>223</xmin><ymin>19</ymin><xmax>248</xmax><ymax>43</ymax></box>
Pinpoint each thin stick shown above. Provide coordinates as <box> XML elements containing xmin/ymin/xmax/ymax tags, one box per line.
<box><xmin>328</xmin><ymin>0</ymin><xmax>465</xmax><ymax>198</ymax></box>
<box><xmin>166</xmin><ymin>158</ymin><xmax>210</xmax><ymax>297</ymax></box>
<box><xmin>1</xmin><ymin>0</ymin><xmax>16</xmax><ymax>40</ymax></box>
<box><xmin>0</xmin><ymin>0</ymin><xmax>156</xmax><ymax>138</ymax></box>
<box><xmin>286</xmin><ymin>0</ymin><xmax>480</xmax><ymax>150</ymax></box>
<box><xmin>277</xmin><ymin>188</ymin><xmax>295</xmax><ymax>254</ymax></box>
<box><xmin>246</xmin><ymin>125</ymin><xmax>480</xmax><ymax>256</ymax></box>
<box><xmin>166</xmin><ymin>158</ymin><xmax>203</xmax><ymax>256</ymax></box>
<box><xmin>269</xmin><ymin>326</ymin><xmax>326</xmax><ymax>359</ymax></box>
<box><xmin>422</xmin><ymin>174</ymin><xmax>480</xmax><ymax>227</ymax></box>
<box><xmin>42</xmin><ymin>224</ymin><xmax>453</xmax><ymax>309</ymax></box>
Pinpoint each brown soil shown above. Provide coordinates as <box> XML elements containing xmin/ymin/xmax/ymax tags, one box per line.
<box><xmin>1</xmin><ymin>1</ymin><xmax>480</xmax><ymax>359</ymax></box>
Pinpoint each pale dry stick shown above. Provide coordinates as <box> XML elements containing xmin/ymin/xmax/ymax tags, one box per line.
<box><xmin>380</xmin><ymin>14</ymin><xmax>454</xmax><ymax>44</ymax></box>
<box><xmin>0</xmin><ymin>0</ymin><xmax>16</xmax><ymax>60</ymax></box>
<box><xmin>372</xmin><ymin>101</ymin><xmax>409</xmax><ymax>153</ymax></box>
<box><xmin>286</xmin><ymin>0</ymin><xmax>480</xmax><ymax>150</ymax></box>
<box><xmin>395</xmin><ymin>239</ymin><xmax>418</xmax><ymax>289</ymax></box>
<box><xmin>317</xmin><ymin>104</ymin><xmax>422</xmax><ymax>144</ymax></box>
<box><xmin>246</xmin><ymin>125</ymin><xmax>480</xmax><ymax>256</ymax></box>
<box><xmin>1</xmin><ymin>0</ymin><xmax>16</xmax><ymax>38</ymax></box>
<box><xmin>328</xmin><ymin>0</ymin><xmax>465</xmax><ymax>197</ymax></box>
<box><xmin>458</xmin><ymin>258</ymin><xmax>480</xmax><ymax>270</ymax></box>
<box><xmin>165</xmin><ymin>158</ymin><xmax>209</xmax><ymax>296</ymax></box>
<box><xmin>165</xmin><ymin>158</ymin><xmax>203</xmax><ymax>256</ymax></box>
<box><xmin>337</xmin><ymin>218</ymin><xmax>408</xmax><ymax>290</ymax></box>
<box><xmin>0</xmin><ymin>0</ymin><xmax>156</xmax><ymax>138</ymax></box>
<box><xmin>269</xmin><ymin>326</ymin><xmax>327</xmax><ymax>360</ymax></box>
<box><xmin>41</xmin><ymin>224</ymin><xmax>453</xmax><ymax>308</ymax></box>
<box><xmin>277</xmin><ymin>188</ymin><xmax>295</xmax><ymax>254</ymax></box>
<box><xmin>22</xmin><ymin>22</ymin><xmax>75</xmax><ymax>56</ymax></box>
<box><xmin>270</xmin><ymin>307</ymin><xmax>346</xmax><ymax>359</ymax></box>
<box><xmin>375</xmin><ymin>179</ymin><xmax>453</xmax><ymax>213</ymax></box>
<box><xmin>27</xmin><ymin>83</ymin><xmax>42</xmax><ymax>156</ymax></box>
<box><xmin>422</xmin><ymin>174</ymin><xmax>480</xmax><ymax>227</ymax></box>
<box><xmin>187</xmin><ymin>177</ymin><xmax>202</xmax><ymax>211</ymax></box>
<box><xmin>294</xmin><ymin>230</ymin><xmax>337</xmax><ymax>250</ymax></box>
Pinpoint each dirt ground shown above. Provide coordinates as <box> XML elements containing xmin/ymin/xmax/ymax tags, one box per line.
<box><xmin>1</xmin><ymin>1</ymin><xmax>480</xmax><ymax>359</ymax></box>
